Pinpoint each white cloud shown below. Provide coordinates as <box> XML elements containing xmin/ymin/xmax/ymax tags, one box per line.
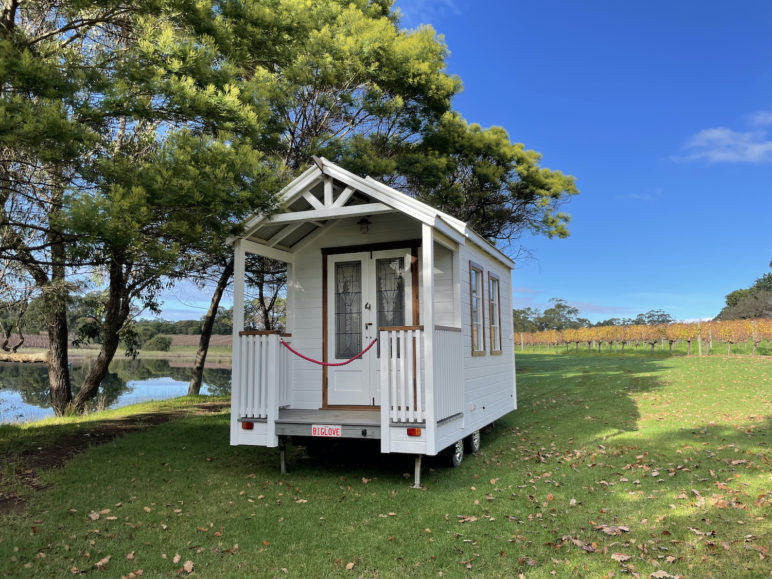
<box><xmin>395</xmin><ymin>0</ymin><xmax>462</xmax><ymax>28</ymax></box>
<box><xmin>675</xmin><ymin>111</ymin><xmax>772</xmax><ymax>163</ymax></box>
<box><xmin>749</xmin><ymin>110</ymin><xmax>772</xmax><ymax>126</ymax></box>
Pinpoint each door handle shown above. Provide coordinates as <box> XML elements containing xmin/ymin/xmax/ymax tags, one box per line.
<box><xmin>365</xmin><ymin>322</ymin><xmax>373</xmax><ymax>329</ymax></box>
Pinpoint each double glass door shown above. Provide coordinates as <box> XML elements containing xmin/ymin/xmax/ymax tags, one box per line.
<box><xmin>326</xmin><ymin>249</ymin><xmax>413</xmax><ymax>406</ymax></box>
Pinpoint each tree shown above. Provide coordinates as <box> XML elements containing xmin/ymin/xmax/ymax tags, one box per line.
<box><xmin>1</xmin><ymin>1</ymin><xmax>277</xmax><ymax>413</ymax></box>
<box><xmin>512</xmin><ymin>307</ymin><xmax>540</xmax><ymax>332</ymax></box>
<box><xmin>717</xmin><ymin>267</ymin><xmax>772</xmax><ymax>320</ymax></box>
<box><xmin>188</xmin><ymin>0</ymin><xmax>462</xmax><ymax>393</ymax></box>
<box><xmin>633</xmin><ymin>309</ymin><xmax>674</xmax><ymax>326</ymax></box>
<box><xmin>398</xmin><ymin>113</ymin><xmax>578</xmax><ymax>243</ymax></box>
<box><xmin>535</xmin><ymin>298</ymin><xmax>586</xmax><ymax>331</ymax></box>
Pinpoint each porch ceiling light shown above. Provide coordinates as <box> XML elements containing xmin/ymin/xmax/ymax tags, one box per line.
<box><xmin>357</xmin><ymin>217</ymin><xmax>371</xmax><ymax>234</ymax></box>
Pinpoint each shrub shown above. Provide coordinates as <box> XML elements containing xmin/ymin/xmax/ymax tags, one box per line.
<box><xmin>143</xmin><ymin>335</ymin><xmax>172</xmax><ymax>352</ymax></box>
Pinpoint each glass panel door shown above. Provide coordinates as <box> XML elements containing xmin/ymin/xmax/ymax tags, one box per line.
<box><xmin>334</xmin><ymin>261</ymin><xmax>362</xmax><ymax>359</ymax></box>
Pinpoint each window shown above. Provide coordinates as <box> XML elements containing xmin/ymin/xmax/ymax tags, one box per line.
<box><xmin>489</xmin><ymin>273</ymin><xmax>502</xmax><ymax>354</ymax></box>
<box><xmin>469</xmin><ymin>262</ymin><xmax>485</xmax><ymax>355</ymax></box>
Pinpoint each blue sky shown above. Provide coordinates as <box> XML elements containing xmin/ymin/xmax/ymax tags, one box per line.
<box><xmin>159</xmin><ymin>0</ymin><xmax>771</xmax><ymax>323</ymax></box>
<box><xmin>394</xmin><ymin>0</ymin><xmax>772</xmax><ymax>322</ymax></box>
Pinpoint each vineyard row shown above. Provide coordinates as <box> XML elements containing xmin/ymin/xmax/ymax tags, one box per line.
<box><xmin>518</xmin><ymin>318</ymin><xmax>772</xmax><ymax>356</ymax></box>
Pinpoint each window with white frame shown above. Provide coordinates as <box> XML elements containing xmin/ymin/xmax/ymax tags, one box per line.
<box><xmin>469</xmin><ymin>262</ymin><xmax>485</xmax><ymax>355</ymax></box>
<box><xmin>489</xmin><ymin>273</ymin><xmax>502</xmax><ymax>354</ymax></box>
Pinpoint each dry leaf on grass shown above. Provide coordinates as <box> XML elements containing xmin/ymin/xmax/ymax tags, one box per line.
<box><xmin>594</xmin><ymin>524</ymin><xmax>630</xmax><ymax>536</ymax></box>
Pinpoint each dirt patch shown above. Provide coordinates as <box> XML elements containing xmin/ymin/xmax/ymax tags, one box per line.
<box><xmin>0</xmin><ymin>401</ymin><xmax>228</xmax><ymax>516</ymax></box>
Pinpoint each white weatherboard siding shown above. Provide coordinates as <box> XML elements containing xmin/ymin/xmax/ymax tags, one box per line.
<box><xmin>288</xmin><ymin>213</ymin><xmax>422</xmax><ymax>409</ymax></box>
<box><xmin>435</xmin><ymin>243</ymin><xmax>516</xmax><ymax>454</ymax></box>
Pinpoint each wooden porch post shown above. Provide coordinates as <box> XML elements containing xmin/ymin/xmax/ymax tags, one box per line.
<box><xmin>421</xmin><ymin>224</ymin><xmax>436</xmax><ymax>455</ymax></box>
<box><xmin>230</xmin><ymin>239</ymin><xmax>246</xmax><ymax>443</ymax></box>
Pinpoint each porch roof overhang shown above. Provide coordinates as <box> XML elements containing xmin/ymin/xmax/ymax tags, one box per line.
<box><xmin>235</xmin><ymin>157</ymin><xmax>515</xmax><ymax>270</ymax></box>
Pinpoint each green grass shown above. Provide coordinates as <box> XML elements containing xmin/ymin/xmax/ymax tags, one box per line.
<box><xmin>1</xmin><ymin>353</ymin><xmax>769</xmax><ymax>577</ymax></box>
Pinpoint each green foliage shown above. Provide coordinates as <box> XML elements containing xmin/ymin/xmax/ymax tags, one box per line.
<box><xmin>512</xmin><ymin>298</ymin><xmax>590</xmax><ymax>331</ymax></box>
<box><xmin>141</xmin><ymin>335</ymin><xmax>172</xmax><ymax>352</ymax></box>
<box><xmin>718</xmin><ymin>267</ymin><xmax>772</xmax><ymax>320</ymax></box>
<box><xmin>403</xmin><ymin>113</ymin><xmax>578</xmax><ymax>241</ymax></box>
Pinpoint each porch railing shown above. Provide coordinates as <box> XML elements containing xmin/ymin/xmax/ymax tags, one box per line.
<box><xmin>433</xmin><ymin>326</ymin><xmax>463</xmax><ymax>421</ymax></box>
<box><xmin>237</xmin><ymin>331</ymin><xmax>291</xmax><ymax>419</ymax></box>
<box><xmin>379</xmin><ymin>326</ymin><xmax>426</xmax><ymax>423</ymax></box>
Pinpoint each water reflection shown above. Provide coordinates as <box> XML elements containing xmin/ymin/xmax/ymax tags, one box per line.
<box><xmin>0</xmin><ymin>358</ymin><xmax>231</xmax><ymax>424</ymax></box>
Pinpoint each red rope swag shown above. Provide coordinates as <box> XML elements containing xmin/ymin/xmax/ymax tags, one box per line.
<box><xmin>280</xmin><ymin>338</ymin><xmax>378</xmax><ymax>367</ymax></box>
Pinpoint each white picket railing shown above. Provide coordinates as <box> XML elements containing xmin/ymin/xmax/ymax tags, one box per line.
<box><xmin>433</xmin><ymin>326</ymin><xmax>463</xmax><ymax>421</ymax></box>
<box><xmin>379</xmin><ymin>327</ymin><xmax>426</xmax><ymax>423</ymax></box>
<box><xmin>237</xmin><ymin>332</ymin><xmax>291</xmax><ymax>419</ymax></box>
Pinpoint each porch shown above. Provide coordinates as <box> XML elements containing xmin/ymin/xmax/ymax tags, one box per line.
<box><xmin>232</xmin><ymin>326</ymin><xmax>464</xmax><ymax>454</ymax></box>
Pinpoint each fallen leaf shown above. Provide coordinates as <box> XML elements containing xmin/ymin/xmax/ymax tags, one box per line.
<box><xmin>595</xmin><ymin>524</ymin><xmax>630</xmax><ymax>536</ymax></box>
<box><xmin>173</xmin><ymin>553</ymin><xmax>181</xmax><ymax>564</ymax></box>
<box><xmin>125</xmin><ymin>552</ymin><xmax>135</xmax><ymax>560</ymax></box>
<box><xmin>611</xmin><ymin>552</ymin><xmax>630</xmax><ymax>562</ymax></box>
<box><xmin>95</xmin><ymin>555</ymin><xmax>111</xmax><ymax>569</ymax></box>
<box><xmin>345</xmin><ymin>562</ymin><xmax>355</xmax><ymax>570</ymax></box>
<box><xmin>182</xmin><ymin>560</ymin><xmax>193</xmax><ymax>574</ymax></box>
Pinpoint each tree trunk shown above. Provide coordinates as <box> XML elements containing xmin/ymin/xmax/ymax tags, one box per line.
<box><xmin>46</xmin><ymin>184</ymin><xmax>72</xmax><ymax>416</ymax></box>
<box><xmin>189</xmin><ymin>257</ymin><xmax>234</xmax><ymax>395</ymax></box>
<box><xmin>687</xmin><ymin>340</ymin><xmax>691</xmax><ymax>356</ymax></box>
<box><xmin>47</xmin><ymin>299</ymin><xmax>72</xmax><ymax>415</ymax></box>
<box><xmin>70</xmin><ymin>256</ymin><xmax>129</xmax><ymax>411</ymax></box>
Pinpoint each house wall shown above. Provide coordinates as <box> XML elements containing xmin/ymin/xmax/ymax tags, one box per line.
<box><xmin>433</xmin><ymin>242</ymin><xmax>516</xmax><ymax>454</ymax></box>
<box><xmin>280</xmin><ymin>210</ymin><xmax>516</xmax><ymax>454</ymax></box>
<box><xmin>288</xmin><ymin>212</ymin><xmax>422</xmax><ymax>409</ymax></box>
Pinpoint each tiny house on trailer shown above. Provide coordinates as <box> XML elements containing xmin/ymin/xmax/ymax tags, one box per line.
<box><xmin>230</xmin><ymin>157</ymin><xmax>517</xmax><ymax>485</ymax></box>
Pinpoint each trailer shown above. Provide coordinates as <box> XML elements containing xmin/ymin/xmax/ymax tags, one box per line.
<box><xmin>230</xmin><ymin>157</ymin><xmax>517</xmax><ymax>486</ymax></box>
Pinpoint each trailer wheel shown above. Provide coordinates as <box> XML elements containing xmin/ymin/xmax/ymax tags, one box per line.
<box><xmin>448</xmin><ymin>440</ymin><xmax>464</xmax><ymax>467</ymax></box>
<box><xmin>464</xmin><ymin>430</ymin><xmax>481</xmax><ymax>454</ymax></box>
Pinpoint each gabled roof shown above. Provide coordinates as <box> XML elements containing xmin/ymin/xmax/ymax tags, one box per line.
<box><xmin>240</xmin><ymin>157</ymin><xmax>514</xmax><ymax>269</ymax></box>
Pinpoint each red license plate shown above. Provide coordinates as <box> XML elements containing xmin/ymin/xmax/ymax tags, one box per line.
<box><xmin>311</xmin><ymin>424</ymin><xmax>342</xmax><ymax>437</ymax></box>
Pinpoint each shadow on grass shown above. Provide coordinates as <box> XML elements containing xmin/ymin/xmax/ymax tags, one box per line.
<box><xmin>512</xmin><ymin>352</ymin><xmax>670</xmax><ymax>448</ymax></box>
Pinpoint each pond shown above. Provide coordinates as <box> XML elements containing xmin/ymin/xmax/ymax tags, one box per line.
<box><xmin>0</xmin><ymin>358</ymin><xmax>231</xmax><ymax>424</ymax></box>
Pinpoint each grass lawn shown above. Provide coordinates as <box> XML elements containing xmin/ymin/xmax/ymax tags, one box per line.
<box><xmin>0</xmin><ymin>352</ymin><xmax>769</xmax><ymax>577</ymax></box>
